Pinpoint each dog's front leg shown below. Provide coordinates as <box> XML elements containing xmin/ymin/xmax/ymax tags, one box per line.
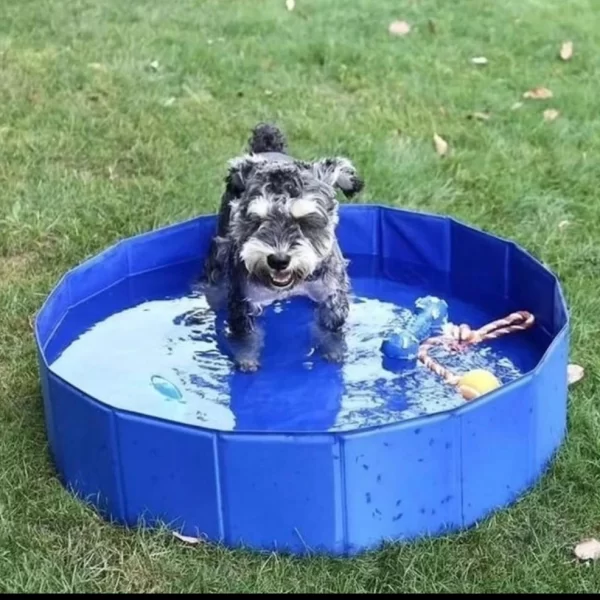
<box><xmin>315</xmin><ymin>290</ymin><xmax>349</xmax><ymax>363</ymax></box>
<box><xmin>317</xmin><ymin>289</ymin><xmax>349</xmax><ymax>331</ymax></box>
<box><xmin>227</xmin><ymin>284</ymin><xmax>263</xmax><ymax>373</ymax></box>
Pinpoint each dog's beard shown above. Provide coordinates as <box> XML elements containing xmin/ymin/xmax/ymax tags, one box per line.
<box><xmin>240</xmin><ymin>237</ymin><xmax>325</xmax><ymax>289</ymax></box>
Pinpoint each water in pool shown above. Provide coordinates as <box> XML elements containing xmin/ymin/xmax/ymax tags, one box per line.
<box><xmin>49</xmin><ymin>267</ymin><xmax>541</xmax><ymax>433</ymax></box>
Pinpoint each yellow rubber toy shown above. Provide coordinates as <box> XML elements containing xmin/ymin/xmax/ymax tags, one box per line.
<box><xmin>457</xmin><ymin>369</ymin><xmax>501</xmax><ymax>401</ymax></box>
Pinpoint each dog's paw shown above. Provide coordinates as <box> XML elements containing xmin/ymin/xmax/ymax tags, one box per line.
<box><xmin>236</xmin><ymin>358</ymin><xmax>260</xmax><ymax>373</ymax></box>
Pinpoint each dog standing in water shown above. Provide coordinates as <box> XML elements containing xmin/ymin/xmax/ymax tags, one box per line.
<box><xmin>204</xmin><ymin>123</ymin><xmax>364</xmax><ymax>371</ymax></box>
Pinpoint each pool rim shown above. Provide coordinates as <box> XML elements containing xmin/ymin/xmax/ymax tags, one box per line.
<box><xmin>34</xmin><ymin>203</ymin><xmax>570</xmax><ymax>438</ymax></box>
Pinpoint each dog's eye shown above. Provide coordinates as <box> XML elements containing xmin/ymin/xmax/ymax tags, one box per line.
<box><xmin>243</xmin><ymin>210</ymin><xmax>266</xmax><ymax>235</ymax></box>
<box><xmin>296</xmin><ymin>213</ymin><xmax>327</xmax><ymax>230</ymax></box>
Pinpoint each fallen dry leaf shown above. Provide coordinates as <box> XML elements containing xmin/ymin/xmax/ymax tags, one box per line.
<box><xmin>471</xmin><ymin>56</ymin><xmax>488</xmax><ymax>66</ymax></box>
<box><xmin>286</xmin><ymin>0</ymin><xmax>295</xmax><ymax>11</ymax></box>
<box><xmin>173</xmin><ymin>531</ymin><xmax>203</xmax><ymax>544</ymax></box>
<box><xmin>543</xmin><ymin>108</ymin><xmax>560</xmax><ymax>122</ymax></box>
<box><xmin>523</xmin><ymin>87</ymin><xmax>553</xmax><ymax>100</ymax></box>
<box><xmin>558</xmin><ymin>219</ymin><xmax>570</xmax><ymax>230</ymax></box>
<box><xmin>511</xmin><ymin>101</ymin><xmax>524</xmax><ymax>111</ymax></box>
<box><xmin>559</xmin><ymin>41</ymin><xmax>573</xmax><ymax>61</ymax></box>
<box><xmin>149</xmin><ymin>59</ymin><xmax>160</xmax><ymax>72</ymax></box>
<box><xmin>433</xmin><ymin>133</ymin><xmax>449</xmax><ymax>157</ymax></box>
<box><xmin>568</xmin><ymin>364</ymin><xmax>584</xmax><ymax>385</ymax></box>
<box><xmin>467</xmin><ymin>111</ymin><xmax>491</xmax><ymax>121</ymax></box>
<box><xmin>388</xmin><ymin>20</ymin><xmax>411</xmax><ymax>36</ymax></box>
<box><xmin>574</xmin><ymin>538</ymin><xmax>600</xmax><ymax>562</ymax></box>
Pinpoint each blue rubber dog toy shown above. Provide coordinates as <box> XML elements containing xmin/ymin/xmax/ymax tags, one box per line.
<box><xmin>381</xmin><ymin>296</ymin><xmax>449</xmax><ymax>361</ymax></box>
<box><xmin>151</xmin><ymin>375</ymin><xmax>184</xmax><ymax>403</ymax></box>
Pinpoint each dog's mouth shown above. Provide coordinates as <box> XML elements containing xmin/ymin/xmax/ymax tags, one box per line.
<box><xmin>269</xmin><ymin>271</ymin><xmax>294</xmax><ymax>289</ymax></box>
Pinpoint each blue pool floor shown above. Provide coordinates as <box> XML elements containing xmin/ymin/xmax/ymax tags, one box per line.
<box><xmin>48</xmin><ymin>259</ymin><xmax>545</xmax><ymax>433</ymax></box>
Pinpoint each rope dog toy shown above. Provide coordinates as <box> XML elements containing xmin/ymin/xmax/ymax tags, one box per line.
<box><xmin>417</xmin><ymin>311</ymin><xmax>535</xmax><ymax>400</ymax></box>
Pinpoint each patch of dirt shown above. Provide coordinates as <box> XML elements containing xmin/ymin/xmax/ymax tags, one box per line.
<box><xmin>0</xmin><ymin>252</ymin><xmax>37</xmax><ymax>285</ymax></box>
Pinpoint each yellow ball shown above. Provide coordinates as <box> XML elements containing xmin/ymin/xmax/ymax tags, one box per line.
<box><xmin>457</xmin><ymin>369</ymin><xmax>501</xmax><ymax>401</ymax></box>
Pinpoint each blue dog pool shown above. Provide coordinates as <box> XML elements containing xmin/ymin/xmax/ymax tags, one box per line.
<box><xmin>35</xmin><ymin>205</ymin><xmax>569</xmax><ymax>556</ymax></box>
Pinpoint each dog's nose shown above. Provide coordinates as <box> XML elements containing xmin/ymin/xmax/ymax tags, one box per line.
<box><xmin>267</xmin><ymin>253</ymin><xmax>291</xmax><ymax>271</ymax></box>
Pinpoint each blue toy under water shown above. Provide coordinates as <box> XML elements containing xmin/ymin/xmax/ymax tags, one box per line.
<box><xmin>380</xmin><ymin>296</ymin><xmax>449</xmax><ymax>361</ymax></box>
<box><xmin>34</xmin><ymin>204</ymin><xmax>569</xmax><ymax>557</ymax></box>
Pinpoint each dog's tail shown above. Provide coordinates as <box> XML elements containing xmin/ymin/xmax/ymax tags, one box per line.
<box><xmin>247</xmin><ymin>123</ymin><xmax>288</xmax><ymax>154</ymax></box>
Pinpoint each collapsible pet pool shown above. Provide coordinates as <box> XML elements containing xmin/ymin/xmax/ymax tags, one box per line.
<box><xmin>35</xmin><ymin>205</ymin><xmax>569</xmax><ymax>556</ymax></box>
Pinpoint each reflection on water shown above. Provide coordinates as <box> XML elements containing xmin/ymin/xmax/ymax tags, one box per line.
<box><xmin>49</xmin><ymin>277</ymin><xmax>534</xmax><ymax>433</ymax></box>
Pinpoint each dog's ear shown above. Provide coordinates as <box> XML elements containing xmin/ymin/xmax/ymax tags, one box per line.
<box><xmin>312</xmin><ymin>157</ymin><xmax>364</xmax><ymax>199</ymax></box>
<box><xmin>225</xmin><ymin>155</ymin><xmax>258</xmax><ymax>196</ymax></box>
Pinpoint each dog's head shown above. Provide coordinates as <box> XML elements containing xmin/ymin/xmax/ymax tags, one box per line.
<box><xmin>226</xmin><ymin>154</ymin><xmax>362</xmax><ymax>290</ymax></box>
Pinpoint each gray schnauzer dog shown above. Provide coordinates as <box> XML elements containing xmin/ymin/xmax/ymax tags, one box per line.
<box><xmin>203</xmin><ymin>123</ymin><xmax>364</xmax><ymax>372</ymax></box>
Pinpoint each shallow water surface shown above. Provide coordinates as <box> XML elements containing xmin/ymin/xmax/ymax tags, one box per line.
<box><xmin>49</xmin><ymin>273</ymin><xmax>541</xmax><ymax>433</ymax></box>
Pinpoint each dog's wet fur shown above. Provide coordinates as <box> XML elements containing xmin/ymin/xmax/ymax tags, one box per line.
<box><xmin>204</xmin><ymin>123</ymin><xmax>364</xmax><ymax>371</ymax></box>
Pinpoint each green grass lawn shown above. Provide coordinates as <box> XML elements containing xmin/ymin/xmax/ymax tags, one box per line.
<box><xmin>1</xmin><ymin>0</ymin><xmax>599</xmax><ymax>592</ymax></box>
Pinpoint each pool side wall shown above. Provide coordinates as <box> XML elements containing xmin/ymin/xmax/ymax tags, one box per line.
<box><xmin>35</xmin><ymin>205</ymin><xmax>570</xmax><ymax>556</ymax></box>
